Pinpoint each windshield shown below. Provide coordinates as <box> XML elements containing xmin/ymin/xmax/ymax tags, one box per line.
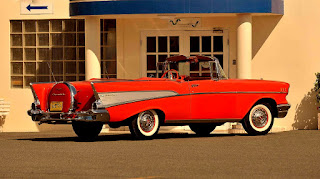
<box><xmin>215</xmin><ymin>61</ymin><xmax>227</xmax><ymax>80</ymax></box>
<box><xmin>155</xmin><ymin>56</ymin><xmax>227</xmax><ymax>81</ymax></box>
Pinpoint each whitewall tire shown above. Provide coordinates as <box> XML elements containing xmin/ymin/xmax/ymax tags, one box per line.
<box><xmin>129</xmin><ymin>110</ymin><xmax>160</xmax><ymax>139</ymax></box>
<box><xmin>242</xmin><ymin>103</ymin><xmax>274</xmax><ymax>135</ymax></box>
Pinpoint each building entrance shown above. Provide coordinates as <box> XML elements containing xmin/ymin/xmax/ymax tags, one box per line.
<box><xmin>141</xmin><ymin>30</ymin><xmax>229</xmax><ymax>78</ymax></box>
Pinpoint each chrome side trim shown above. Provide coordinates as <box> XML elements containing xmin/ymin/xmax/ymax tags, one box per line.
<box><xmin>91</xmin><ymin>80</ymin><xmax>135</xmax><ymax>84</ymax></box>
<box><xmin>277</xmin><ymin>104</ymin><xmax>291</xmax><ymax>118</ymax></box>
<box><xmin>236</xmin><ymin>91</ymin><xmax>287</xmax><ymax>94</ymax></box>
<box><xmin>189</xmin><ymin>91</ymin><xmax>287</xmax><ymax>95</ymax></box>
<box><xmin>92</xmin><ymin>90</ymin><xmax>287</xmax><ymax>109</ymax></box>
<box><xmin>98</xmin><ymin>90</ymin><xmax>179</xmax><ymax>108</ymax></box>
<box><xmin>97</xmin><ymin>90</ymin><xmax>178</xmax><ymax>94</ymax></box>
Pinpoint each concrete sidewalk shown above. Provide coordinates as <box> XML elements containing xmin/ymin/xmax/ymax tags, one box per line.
<box><xmin>0</xmin><ymin>130</ymin><xmax>319</xmax><ymax>178</ymax></box>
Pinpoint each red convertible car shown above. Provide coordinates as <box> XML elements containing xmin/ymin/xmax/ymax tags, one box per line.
<box><xmin>28</xmin><ymin>55</ymin><xmax>290</xmax><ymax>140</ymax></box>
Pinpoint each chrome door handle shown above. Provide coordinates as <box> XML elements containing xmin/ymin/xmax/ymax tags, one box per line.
<box><xmin>191</xmin><ymin>84</ymin><xmax>199</xmax><ymax>88</ymax></box>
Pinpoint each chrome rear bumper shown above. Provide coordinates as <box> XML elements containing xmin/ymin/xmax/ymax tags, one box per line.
<box><xmin>27</xmin><ymin>108</ymin><xmax>110</xmax><ymax>124</ymax></box>
<box><xmin>277</xmin><ymin>104</ymin><xmax>291</xmax><ymax>118</ymax></box>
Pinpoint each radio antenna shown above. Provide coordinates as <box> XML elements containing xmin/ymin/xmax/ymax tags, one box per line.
<box><xmin>103</xmin><ymin>64</ymin><xmax>109</xmax><ymax>79</ymax></box>
<box><xmin>47</xmin><ymin>62</ymin><xmax>57</xmax><ymax>82</ymax></box>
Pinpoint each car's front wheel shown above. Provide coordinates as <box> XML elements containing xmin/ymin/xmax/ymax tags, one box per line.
<box><xmin>189</xmin><ymin>124</ymin><xmax>216</xmax><ymax>136</ymax></box>
<box><xmin>72</xmin><ymin>121</ymin><xmax>103</xmax><ymax>141</ymax></box>
<box><xmin>242</xmin><ymin>103</ymin><xmax>274</xmax><ymax>135</ymax></box>
<box><xmin>129</xmin><ymin>110</ymin><xmax>160</xmax><ymax>140</ymax></box>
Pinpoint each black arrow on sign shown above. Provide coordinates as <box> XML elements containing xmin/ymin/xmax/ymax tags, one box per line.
<box><xmin>26</xmin><ymin>4</ymin><xmax>48</xmax><ymax>11</ymax></box>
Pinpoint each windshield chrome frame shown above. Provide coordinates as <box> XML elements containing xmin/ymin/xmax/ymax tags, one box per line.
<box><xmin>209</xmin><ymin>57</ymin><xmax>228</xmax><ymax>81</ymax></box>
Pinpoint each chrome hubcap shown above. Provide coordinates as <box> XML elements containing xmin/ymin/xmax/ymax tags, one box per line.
<box><xmin>139</xmin><ymin>111</ymin><xmax>155</xmax><ymax>132</ymax></box>
<box><xmin>251</xmin><ymin>108</ymin><xmax>268</xmax><ymax>128</ymax></box>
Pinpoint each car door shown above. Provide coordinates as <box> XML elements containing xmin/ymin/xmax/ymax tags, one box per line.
<box><xmin>132</xmin><ymin>79</ymin><xmax>191</xmax><ymax>121</ymax></box>
<box><xmin>188</xmin><ymin>79</ymin><xmax>238</xmax><ymax>120</ymax></box>
<box><xmin>159</xmin><ymin>79</ymin><xmax>191</xmax><ymax>120</ymax></box>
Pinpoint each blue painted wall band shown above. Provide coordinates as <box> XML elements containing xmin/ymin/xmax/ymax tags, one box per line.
<box><xmin>70</xmin><ymin>0</ymin><xmax>284</xmax><ymax>16</ymax></box>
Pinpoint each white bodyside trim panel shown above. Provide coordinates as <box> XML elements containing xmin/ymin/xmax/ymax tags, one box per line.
<box><xmin>98</xmin><ymin>91</ymin><xmax>179</xmax><ymax>108</ymax></box>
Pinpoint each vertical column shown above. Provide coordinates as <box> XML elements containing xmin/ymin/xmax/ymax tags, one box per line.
<box><xmin>116</xmin><ymin>19</ymin><xmax>125</xmax><ymax>79</ymax></box>
<box><xmin>237</xmin><ymin>14</ymin><xmax>252</xmax><ymax>79</ymax></box>
<box><xmin>85</xmin><ymin>17</ymin><xmax>101</xmax><ymax>80</ymax></box>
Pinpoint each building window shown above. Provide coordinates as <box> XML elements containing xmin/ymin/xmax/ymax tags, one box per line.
<box><xmin>146</xmin><ymin>36</ymin><xmax>180</xmax><ymax>77</ymax></box>
<box><xmin>144</xmin><ymin>32</ymin><xmax>225</xmax><ymax>78</ymax></box>
<box><xmin>10</xmin><ymin>19</ymin><xmax>85</xmax><ymax>88</ymax></box>
<box><xmin>189</xmin><ymin>35</ymin><xmax>224</xmax><ymax>77</ymax></box>
<box><xmin>100</xmin><ymin>19</ymin><xmax>117</xmax><ymax>78</ymax></box>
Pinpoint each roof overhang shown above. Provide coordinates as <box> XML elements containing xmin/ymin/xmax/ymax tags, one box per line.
<box><xmin>70</xmin><ymin>0</ymin><xmax>284</xmax><ymax>16</ymax></box>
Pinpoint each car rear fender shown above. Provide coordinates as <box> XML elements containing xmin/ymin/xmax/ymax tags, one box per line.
<box><xmin>30</xmin><ymin>82</ymin><xmax>56</xmax><ymax>111</ymax></box>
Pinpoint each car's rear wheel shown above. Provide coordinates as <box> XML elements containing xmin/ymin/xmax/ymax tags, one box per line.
<box><xmin>72</xmin><ymin>121</ymin><xmax>103</xmax><ymax>141</ymax></box>
<box><xmin>189</xmin><ymin>124</ymin><xmax>216</xmax><ymax>136</ymax></box>
<box><xmin>129</xmin><ymin>110</ymin><xmax>160</xmax><ymax>140</ymax></box>
<box><xmin>242</xmin><ymin>103</ymin><xmax>274</xmax><ymax>136</ymax></box>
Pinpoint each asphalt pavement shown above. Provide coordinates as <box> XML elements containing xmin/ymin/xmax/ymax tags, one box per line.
<box><xmin>0</xmin><ymin>130</ymin><xmax>320</xmax><ymax>178</ymax></box>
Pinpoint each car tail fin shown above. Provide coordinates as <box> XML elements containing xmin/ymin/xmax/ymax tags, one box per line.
<box><xmin>30</xmin><ymin>82</ymin><xmax>56</xmax><ymax>111</ymax></box>
<box><xmin>90</xmin><ymin>82</ymin><xmax>100</xmax><ymax>100</ymax></box>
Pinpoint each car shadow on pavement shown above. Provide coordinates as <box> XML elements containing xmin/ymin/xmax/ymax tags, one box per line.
<box><xmin>16</xmin><ymin>133</ymin><xmax>247</xmax><ymax>142</ymax></box>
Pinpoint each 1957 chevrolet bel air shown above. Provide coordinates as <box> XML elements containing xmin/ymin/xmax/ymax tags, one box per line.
<box><xmin>28</xmin><ymin>55</ymin><xmax>290</xmax><ymax>140</ymax></box>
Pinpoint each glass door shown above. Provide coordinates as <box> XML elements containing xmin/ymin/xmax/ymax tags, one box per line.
<box><xmin>186</xmin><ymin>31</ymin><xmax>229</xmax><ymax>77</ymax></box>
<box><xmin>141</xmin><ymin>31</ymin><xmax>183</xmax><ymax>78</ymax></box>
<box><xmin>141</xmin><ymin>30</ymin><xmax>228</xmax><ymax>77</ymax></box>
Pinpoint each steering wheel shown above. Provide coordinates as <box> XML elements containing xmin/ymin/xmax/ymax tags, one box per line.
<box><xmin>161</xmin><ymin>69</ymin><xmax>179</xmax><ymax>80</ymax></box>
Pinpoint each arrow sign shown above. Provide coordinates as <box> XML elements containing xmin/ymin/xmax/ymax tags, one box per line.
<box><xmin>26</xmin><ymin>4</ymin><xmax>48</xmax><ymax>11</ymax></box>
<box><xmin>21</xmin><ymin>0</ymin><xmax>53</xmax><ymax>15</ymax></box>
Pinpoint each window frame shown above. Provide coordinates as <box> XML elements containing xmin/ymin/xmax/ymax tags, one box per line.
<box><xmin>100</xmin><ymin>19</ymin><xmax>117</xmax><ymax>79</ymax></box>
<box><xmin>10</xmin><ymin>19</ymin><xmax>85</xmax><ymax>88</ymax></box>
<box><xmin>141</xmin><ymin>30</ymin><xmax>229</xmax><ymax>78</ymax></box>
